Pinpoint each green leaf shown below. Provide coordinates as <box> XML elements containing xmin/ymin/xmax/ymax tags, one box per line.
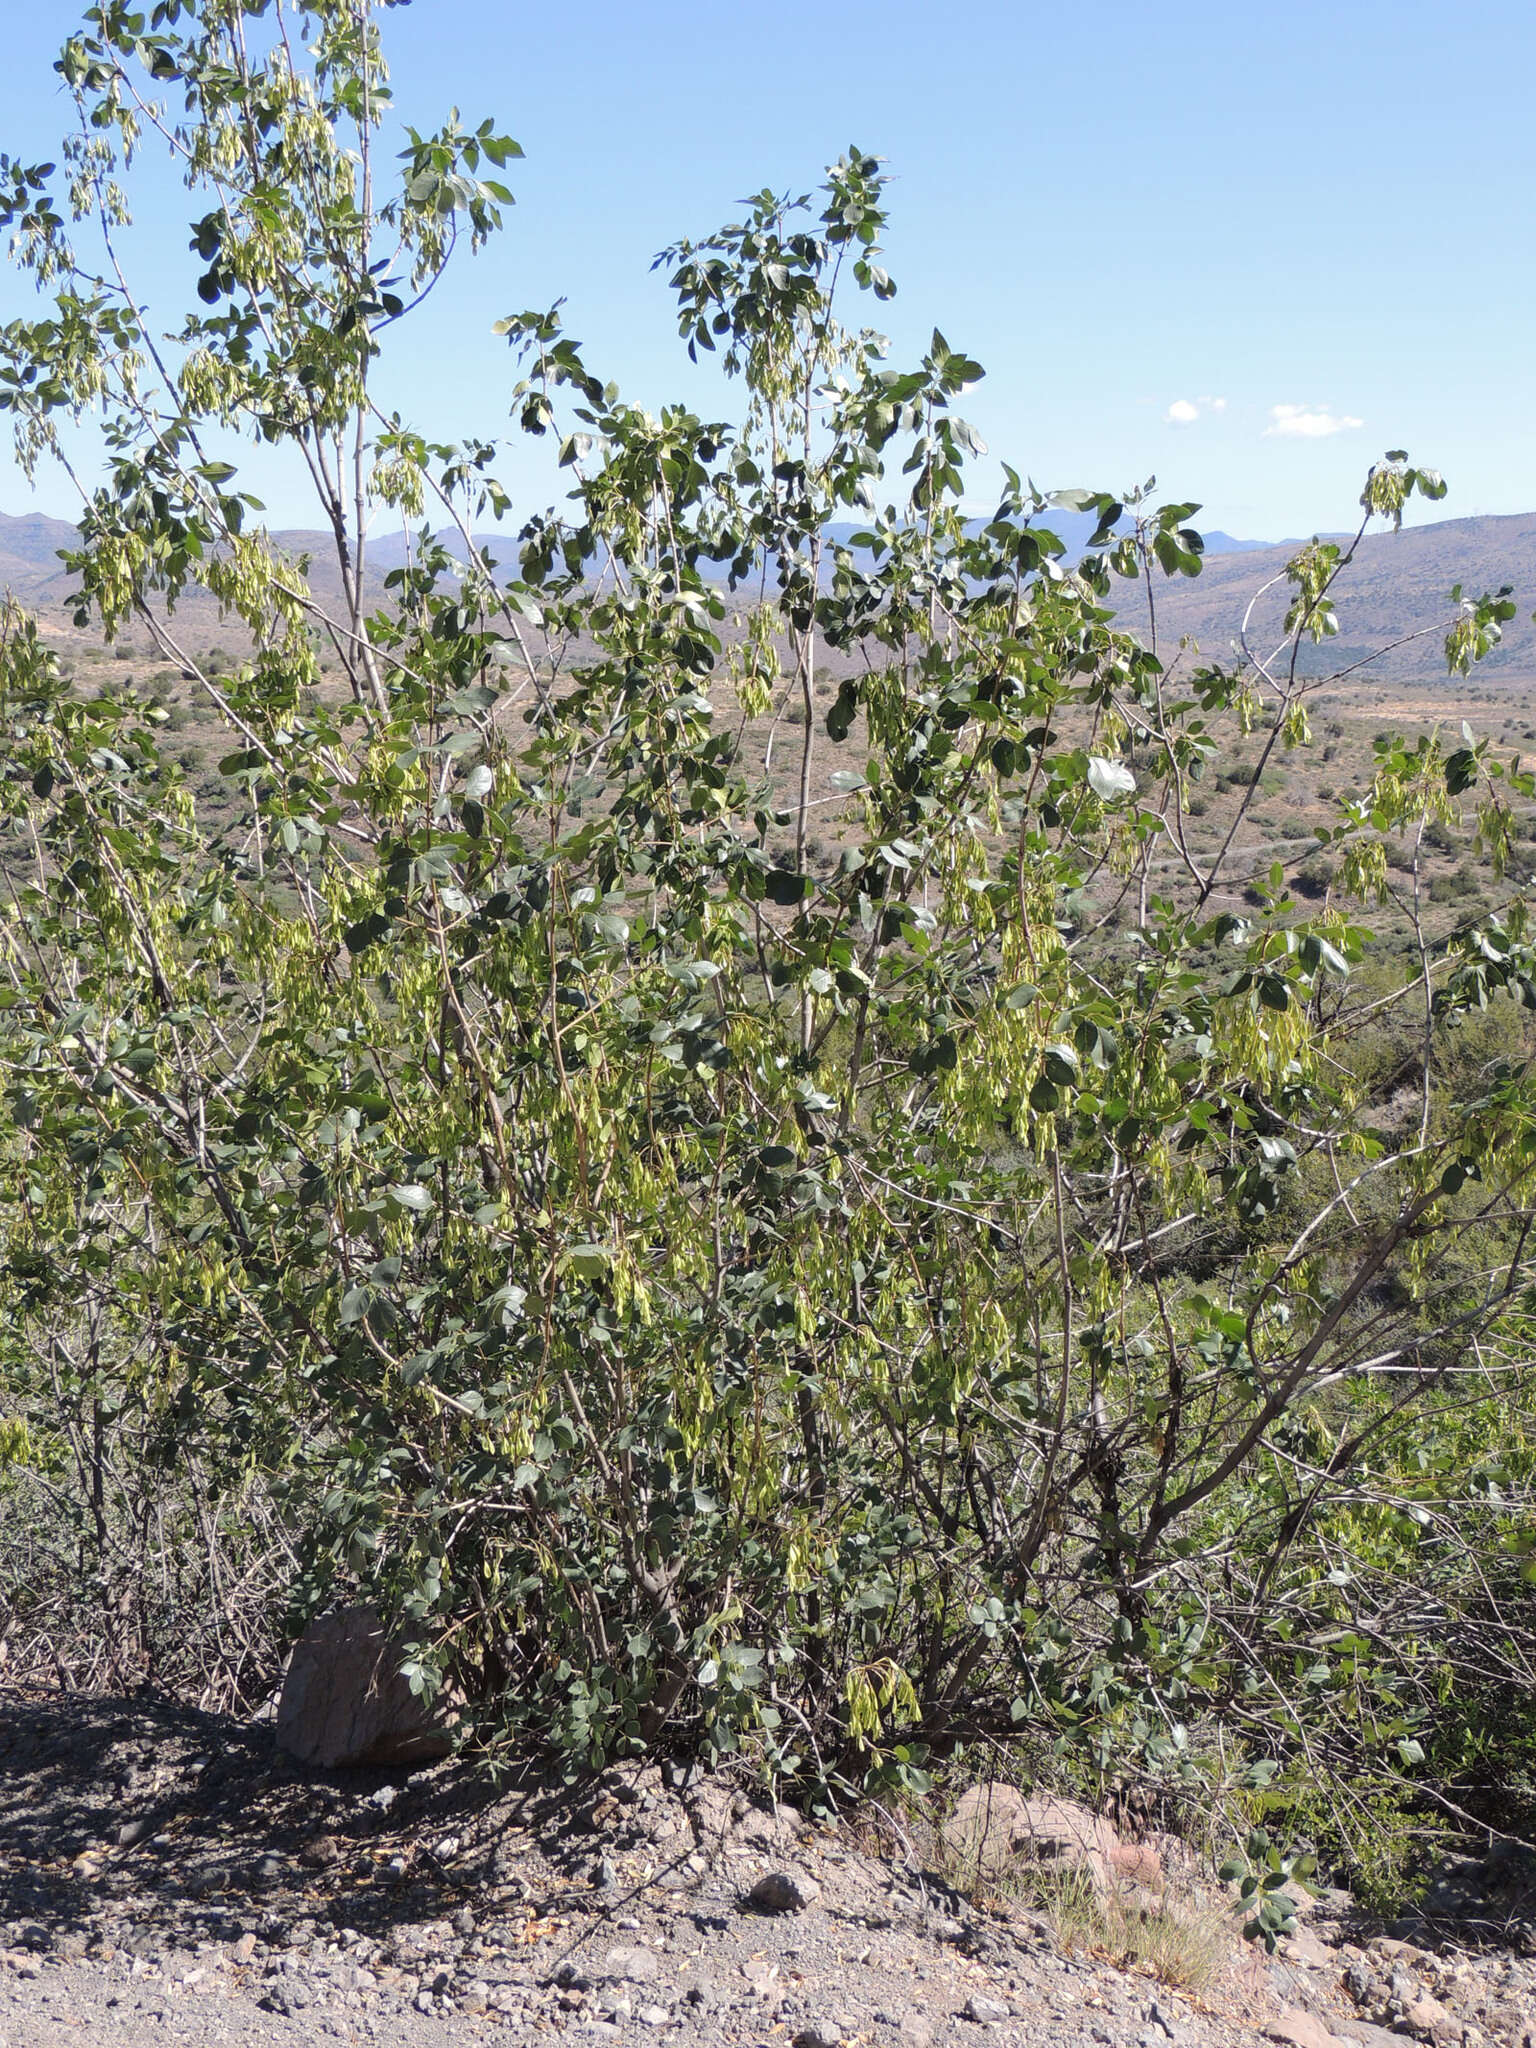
<box><xmin>1041</xmin><ymin>1044</ymin><xmax>1078</xmax><ymax>1087</ymax></box>
<box><xmin>345</xmin><ymin>912</ymin><xmax>392</xmax><ymax>955</ymax></box>
<box><xmin>826</xmin><ymin>682</ymin><xmax>858</xmax><ymax>743</ymax></box>
<box><xmin>338</xmin><ymin>1285</ymin><xmax>372</xmax><ymax>1325</ymax></box>
<box><xmin>765</xmin><ymin>869</ymin><xmax>811</xmax><ymax>905</ymax></box>
<box><xmin>563</xmin><ymin>1244</ymin><xmax>611</xmax><ymax>1280</ymax></box>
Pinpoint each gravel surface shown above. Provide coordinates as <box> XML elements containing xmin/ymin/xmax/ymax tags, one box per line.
<box><xmin>0</xmin><ymin>1685</ymin><xmax>1532</xmax><ymax>2048</ymax></box>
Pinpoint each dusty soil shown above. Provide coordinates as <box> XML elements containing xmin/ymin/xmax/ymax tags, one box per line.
<box><xmin>0</xmin><ymin>1685</ymin><xmax>1532</xmax><ymax>2048</ymax></box>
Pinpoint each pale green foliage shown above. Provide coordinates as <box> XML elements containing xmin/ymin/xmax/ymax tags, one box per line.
<box><xmin>1</xmin><ymin>4</ymin><xmax>1535</xmax><ymax>1873</ymax></box>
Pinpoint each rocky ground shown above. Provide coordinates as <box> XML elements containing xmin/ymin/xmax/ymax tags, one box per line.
<box><xmin>0</xmin><ymin>1684</ymin><xmax>1532</xmax><ymax>2048</ymax></box>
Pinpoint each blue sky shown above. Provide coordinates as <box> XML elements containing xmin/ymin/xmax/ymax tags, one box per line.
<box><xmin>1</xmin><ymin>0</ymin><xmax>1532</xmax><ymax>541</ymax></box>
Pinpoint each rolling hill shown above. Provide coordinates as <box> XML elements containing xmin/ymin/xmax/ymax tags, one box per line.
<box><xmin>3</xmin><ymin>504</ymin><xmax>1532</xmax><ymax>696</ymax></box>
<box><xmin>1105</xmin><ymin>509</ymin><xmax>1536</xmax><ymax>693</ymax></box>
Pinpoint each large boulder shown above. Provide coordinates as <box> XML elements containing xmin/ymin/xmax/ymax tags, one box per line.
<box><xmin>275</xmin><ymin>1608</ymin><xmax>457</xmax><ymax>1769</ymax></box>
<box><xmin>940</xmin><ymin>1782</ymin><xmax>1160</xmax><ymax>1891</ymax></box>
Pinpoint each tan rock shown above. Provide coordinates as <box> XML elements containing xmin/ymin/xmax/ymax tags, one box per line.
<box><xmin>1266</xmin><ymin>2009</ymin><xmax>1349</xmax><ymax>2048</ymax></box>
<box><xmin>940</xmin><ymin>1782</ymin><xmax>1160</xmax><ymax>1891</ymax></box>
<box><xmin>1106</xmin><ymin>1836</ymin><xmax>1164</xmax><ymax>1886</ymax></box>
<box><xmin>1367</xmin><ymin>1936</ymin><xmax>1423</xmax><ymax>1962</ymax></box>
<box><xmin>1489</xmin><ymin>2002</ymin><xmax>1536</xmax><ymax>2048</ymax></box>
<box><xmin>1284</xmin><ymin>1923</ymin><xmax>1340</xmax><ymax>1971</ymax></box>
<box><xmin>1014</xmin><ymin>1790</ymin><xmax>1122</xmax><ymax>1879</ymax></box>
<box><xmin>1334</xmin><ymin>2020</ymin><xmax>1416</xmax><ymax>2048</ymax></box>
<box><xmin>941</xmin><ymin>1781</ymin><xmax>1034</xmax><ymax>1880</ymax></box>
<box><xmin>1404</xmin><ymin>1994</ymin><xmax>1460</xmax><ymax>2046</ymax></box>
<box><xmin>275</xmin><ymin>1607</ymin><xmax>458</xmax><ymax>1769</ymax></box>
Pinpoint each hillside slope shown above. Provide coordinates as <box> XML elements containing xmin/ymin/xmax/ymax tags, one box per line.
<box><xmin>1103</xmin><ymin>509</ymin><xmax>1536</xmax><ymax>691</ymax></box>
<box><xmin>3</xmin><ymin>505</ymin><xmax>1531</xmax><ymax>694</ymax></box>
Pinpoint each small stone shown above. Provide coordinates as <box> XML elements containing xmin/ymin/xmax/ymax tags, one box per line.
<box><xmin>117</xmin><ymin>1818</ymin><xmax>151</xmax><ymax>1847</ymax></box>
<box><xmin>793</xmin><ymin>2030</ymin><xmax>842</xmax><ymax>2048</ymax></box>
<box><xmin>261</xmin><ymin>1979</ymin><xmax>314</xmax><ymax>2016</ymax></box>
<box><xmin>742</xmin><ymin>1958</ymin><xmax>780</xmax><ymax>1995</ymax></box>
<box><xmin>965</xmin><ymin>1994</ymin><xmax>1011</xmax><ymax>2024</ymax></box>
<box><xmin>746</xmin><ymin>1869</ymin><xmax>822</xmax><ymax>1913</ymax></box>
<box><xmin>604</xmin><ymin>1946</ymin><xmax>660</xmax><ymax>1984</ymax></box>
<box><xmin>1343</xmin><ymin>1960</ymin><xmax>1377</xmax><ymax>2003</ymax></box>
<box><xmin>638</xmin><ymin>2007</ymin><xmax>670</xmax><ymax>2027</ymax></box>
<box><xmin>898</xmin><ymin>2017</ymin><xmax>936</xmax><ymax>2048</ymax></box>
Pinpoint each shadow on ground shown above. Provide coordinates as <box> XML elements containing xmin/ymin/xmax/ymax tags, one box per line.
<box><xmin>0</xmin><ymin>1681</ymin><xmax>701</xmax><ymax>1955</ymax></box>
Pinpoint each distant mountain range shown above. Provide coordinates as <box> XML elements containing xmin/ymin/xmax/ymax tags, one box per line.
<box><xmin>824</xmin><ymin>515</ymin><xmax>1284</xmax><ymax>560</ymax></box>
<box><xmin>0</xmin><ymin>510</ymin><xmax>82</xmax><ymax>583</ymax></box>
<box><xmin>0</xmin><ymin>510</ymin><xmax>513</xmax><ymax>611</ymax></box>
<box><xmin>4</xmin><ymin>505</ymin><xmax>1533</xmax><ymax>690</ymax></box>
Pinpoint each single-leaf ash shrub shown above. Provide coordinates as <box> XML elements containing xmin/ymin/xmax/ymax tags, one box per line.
<box><xmin>1</xmin><ymin>2</ymin><xmax>1534</xmax><ymax>1896</ymax></box>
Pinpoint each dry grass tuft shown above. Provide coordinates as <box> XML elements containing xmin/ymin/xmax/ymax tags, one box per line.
<box><xmin>914</xmin><ymin>1809</ymin><xmax>1234</xmax><ymax>1999</ymax></box>
<box><xmin>1045</xmin><ymin>1871</ymin><xmax>1232</xmax><ymax>1996</ymax></box>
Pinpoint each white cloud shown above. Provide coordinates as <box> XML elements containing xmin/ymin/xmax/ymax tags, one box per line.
<box><xmin>1164</xmin><ymin>395</ymin><xmax>1227</xmax><ymax>426</ymax></box>
<box><xmin>1264</xmin><ymin>403</ymin><xmax>1363</xmax><ymax>440</ymax></box>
